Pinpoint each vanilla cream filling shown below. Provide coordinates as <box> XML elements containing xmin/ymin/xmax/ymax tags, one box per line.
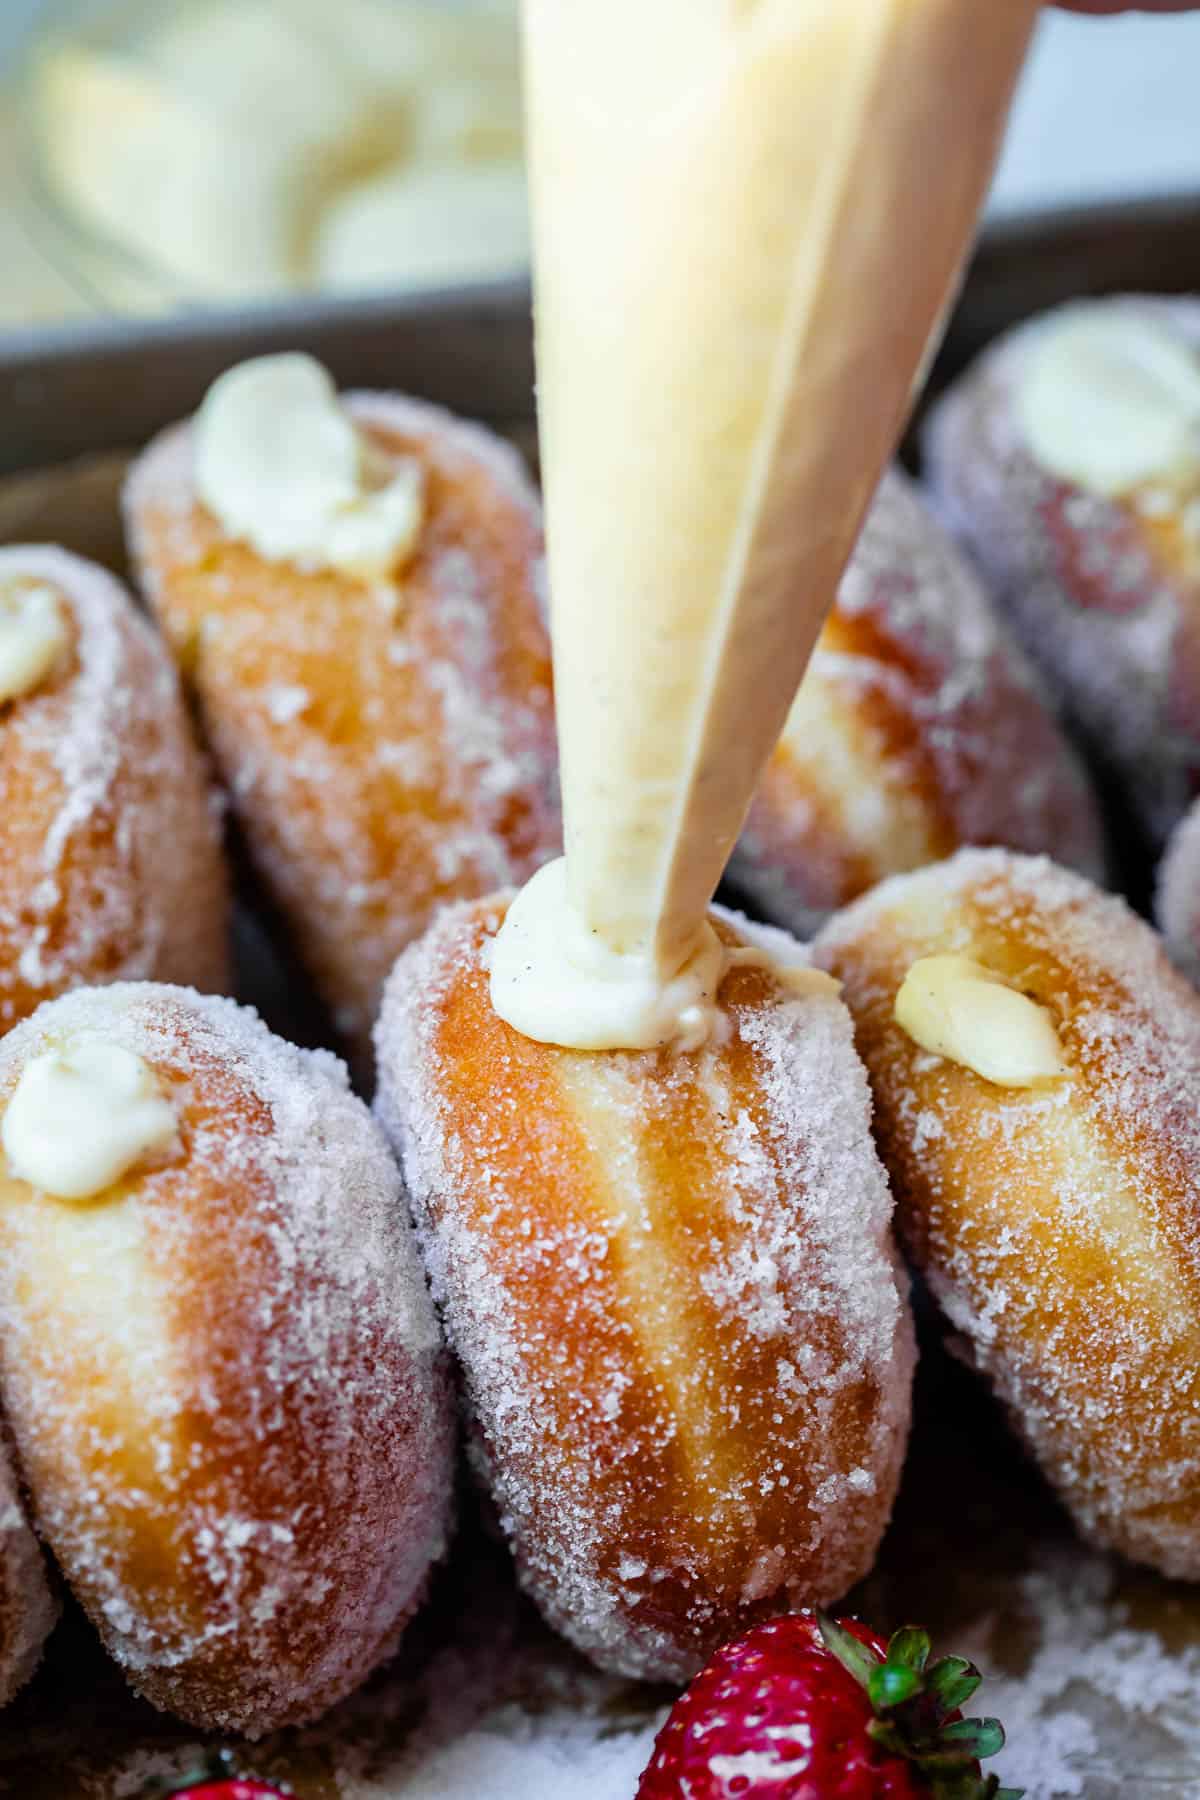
<box><xmin>194</xmin><ymin>354</ymin><xmax>423</xmax><ymax>578</ymax></box>
<box><xmin>0</xmin><ymin>584</ymin><xmax>70</xmax><ymax>703</ymax></box>
<box><xmin>3</xmin><ymin>1040</ymin><xmax>178</xmax><ymax>1201</ymax></box>
<box><xmin>894</xmin><ymin>955</ymin><xmax>1069</xmax><ymax>1089</ymax></box>
<box><xmin>1018</xmin><ymin>304</ymin><xmax>1200</xmax><ymax>499</ymax></box>
<box><xmin>491</xmin><ymin>0</ymin><xmax>1036</xmax><ymax>1050</ymax></box>
<box><xmin>491</xmin><ymin>858</ymin><xmax>729</xmax><ymax>1052</ymax></box>
<box><xmin>490</xmin><ymin>861</ymin><xmax>840</xmax><ymax>1051</ymax></box>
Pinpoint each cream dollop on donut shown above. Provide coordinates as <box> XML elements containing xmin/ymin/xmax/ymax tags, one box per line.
<box><xmin>1017</xmin><ymin>303</ymin><xmax>1200</xmax><ymax>498</ymax></box>
<box><xmin>3</xmin><ymin>1039</ymin><xmax>177</xmax><ymax>1200</ymax></box>
<box><xmin>894</xmin><ymin>953</ymin><xmax>1068</xmax><ymax>1089</ymax></box>
<box><xmin>0</xmin><ymin>584</ymin><xmax>69</xmax><ymax>704</ymax></box>
<box><xmin>195</xmin><ymin>354</ymin><xmax>425</xmax><ymax>578</ymax></box>
<box><xmin>490</xmin><ymin>857</ymin><xmax>731</xmax><ymax>1052</ymax></box>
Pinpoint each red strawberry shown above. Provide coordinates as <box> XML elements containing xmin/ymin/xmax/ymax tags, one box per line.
<box><xmin>142</xmin><ymin>1752</ymin><xmax>291</xmax><ymax>1800</ymax></box>
<box><xmin>167</xmin><ymin>1785</ymin><xmax>288</xmax><ymax>1800</ymax></box>
<box><xmin>636</xmin><ymin>1611</ymin><xmax>1022</xmax><ymax>1800</ymax></box>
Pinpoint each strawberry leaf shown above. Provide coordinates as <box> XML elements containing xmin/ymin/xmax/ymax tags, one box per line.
<box><xmin>886</xmin><ymin>1626</ymin><xmax>931</xmax><ymax>1672</ymax></box>
<box><xmin>927</xmin><ymin>1654</ymin><xmax>983</xmax><ymax>1712</ymax></box>
<box><xmin>816</xmin><ymin>1611</ymin><xmax>881</xmax><ymax>1691</ymax></box>
<box><xmin>821</xmin><ymin>1615</ymin><xmax>1021</xmax><ymax>1800</ymax></box>
<box><xmin>942</xmin><ymin>1717</ymin><xmax>1006</xmax><ymax>1759</ymax></box>
<box><xmin>869</xmin><ymin>1662</ymin><xmax>923</xmax><ymax>1711</ymax></box>
<box><xmin>919</xmin><ymin>1745</ymin><xmax>984</xmax><ymax>1772</ymax></box>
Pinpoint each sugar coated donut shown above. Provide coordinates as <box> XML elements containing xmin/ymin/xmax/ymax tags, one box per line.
<box><xmin>730</xmin><ymin>469</ymin><xmax>1106</xmax><ymax>936</ymax></box>
<box><xmin>0</xmin><ymin>982</ymin><xmax>454</xmax><ymax>1733</ymax></box>
<box><xmin>814</xmin><ymin>848</ymin><xmax>1200</xmax><ymax>1578</ymax></box>
<box><xmin>1159</xmin><ymin>797</ymin><xmax>1200</xmax><ymax>987</ymax></box>
<box><xmin>0</xmin><ymin>546</ymin><xmax>228</xmax><ymax>1031</ymax></box>
<box><xmin>374</xmin><ymin>898</ymin><xmax>914</xmax><ymax>1683</ymax></box>
<box><xmin>0</xmin><ymin>1432</ymin><xmax>57</xmax><ymax>1710</ymax></box>
<box><xmin>124</xmin><ymin>383</ymin><xmax>559</xmax><ymax>1062</ymax></box>
<box><xmin>923</xmin><ymin>296</ymin><xmax>1200</xmax><ymax>846</ymax></box>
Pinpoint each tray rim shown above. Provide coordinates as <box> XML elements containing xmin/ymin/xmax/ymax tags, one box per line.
<box><xmin>0</xmin><ymin>191</ymin><xmax>1197</xmax><ymax>479</ymax></box>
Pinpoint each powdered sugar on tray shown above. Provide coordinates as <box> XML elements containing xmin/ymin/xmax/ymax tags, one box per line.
<box><xmin>952</xmin><ymin>1549</ymin><xmax>1200</xmax><ymax>1798</ymax></box>
<box><xmin>732</xmin><ymin>468</ymin><xmax>1105</xmax><ymax>936</ymax></box>
<box><xmin>338</xmin><ymin>1703</ymin><xmax>662</xmax><ymax>1800</ymax></box>
<box><xmin>922</xmin><ymin>295</ymin><xmax>1200</xmax><ymax>847</ymax></box>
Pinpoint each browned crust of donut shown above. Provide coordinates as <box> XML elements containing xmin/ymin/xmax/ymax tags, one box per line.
<box><xmin>377</xmin><ymin>901</ymin><xmax>913</xmax><ymax>1681</ymax></box>
<box><xmin>1159</xmin><ymin>797</ymin><xmax>1200</xmax><ymax>984</ymax></box>
<box><xmin>124</xmin><ymin>400</ymin><xmax>558</xmax><ymax>1057</ymax></box>
<box><xmin>0</xmin><ymin>986</ymin><xmax>453</xmax><ymax>1733</ymax></box>
<box><xmin>745</xmin><ymin>602</ymin><xmax>960</xmax><ymax>912</ymax></box>
<box><xmin>0</xmin><ymin>1430</ymin><xmax>57</xmax><ymax>1708</ymax></box>
<box><xmin>0</xmin><ymin>561</ymin><xmax>228</xmax><ymax>1026</ymax></box>
<box><xmin>815</xmin><ymin>851</ymin><xmax>1200</xmax><ymax>1576</ymax></box>
<box><xmin>740</xmin><ymin>570</ymin><xmax>1105</xmax><ymax>926</ymax></box>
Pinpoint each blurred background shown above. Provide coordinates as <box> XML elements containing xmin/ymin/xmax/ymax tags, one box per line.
<box><xmin>0</xmin><ymin>0</ymin><xmax>1196</xmax><ymax>335</ymax></box>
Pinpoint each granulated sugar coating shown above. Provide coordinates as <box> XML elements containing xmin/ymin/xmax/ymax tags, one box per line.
<box><xmin>375</xmin><ymin>896</ymin><xmax>915</xmax><ymax>1684</ymax></box>
<box><xmin>1158</xmin><ymin>796</ymin><xmax>1200</xmax><ymax>986</ymax></box>
<box><xmin>0</xmin><ymin>547</ymin><xmax>229</xmax><ymax>1030</ymax></box>
<box><xmin>0</xmin><ymin>1432</ymin><xmax>57</xmax><ymax>1710</ymax></box>
<box><xmin>816</xmin><ymin>848</ymin><xmax>1200</xmax><ymax>1580</ymax></box>
<box><xmin>731</xmin><ymin>468</ymin><xmax>1106</xmax><ymax>937</ymax></box>
<box><xmin>124</xmin><ymin>393</ymin><xmax>560</xmax><ymax>1066</ymax></box>
<box><xmin>923</xmin><ymin>296</ymin><xmax>1200</xmax><ymax>848</ymax></box>
<box><xmin>0</xmin><ymin>983</ymin><xmax>455</xmax><ymax>1736</ymax></box>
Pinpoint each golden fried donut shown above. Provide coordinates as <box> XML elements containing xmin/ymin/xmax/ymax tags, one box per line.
<box><xmin>814</xmin><ymin>848</ymin><xmax>1200</xmax><ymax>1578</ymax></box>
<box><xmin>374</xmin><ymin>899</ymin><xmax>915</xmax><ymax>1683</ymax></box>
<box><xmin>0</xmin><ymin>1431</ymin><xmax>57</xmax><ymax>1709</ymax></box>
<box><xmin>0</xmin><ymin>983</ymin><xmax>454</xmax><ymax>1733</ymax></box>
<box><xmin>124</xmin><ymin>391</ymin><xmax>559</xmax><ymax>1062</ymax></box>
<box><xmin>1159</xmin><ymin>797</ymin><xmax>1200</xmax><ymax>987</ymax></box>
<box><xmin>924</xmin><ymin>296</ymin><xmax>1200</xmax><ymax>847</ymax></box>
<box><xmin>0</xmin><ymin>547</ymin><xmax>228</xmax><ymax>1030</ymax></box>
<box><xmin>730</xmin><ymin>469</ymin><xmax>1106</xmax><ymax>936</ymax></box>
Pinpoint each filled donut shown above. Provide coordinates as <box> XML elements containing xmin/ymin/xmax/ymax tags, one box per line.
<box><xmin>0</xmin><ymin>1432</ymin><xmax>57</xmax><ymax>1710</ymax></box>
<box><xmin>815</xmin><ymin>848</ymin><xmax>1200</xmax><ymax>1579</ymax></box>
<box><xmin>0</xmin><ymin>546</ymin><xmax>228</xmax><ymax>1031</ymax></box>
<box><xmin>1159</xmin><ymin>796</ymin><xmax>1200</xmax><ymax>986</ymax></box>
<box><xmin>0</xmin><ymin>982</ymin><xmax>455</xmax><ymax>1733</ymax></box>
<box><xmin>730</xmin><ymin>468</ymin><xmax>1106</xmax><ymax>936</ymax></box>
<box><xmin>923</xmin><ymin>295</ymin><xmax>1200</xmax><ymax>846</ymax></box>
<box><xmin>374</xmin><ymin>897</ymin><xmax>915</xmax><ymax>1684</ymax></box>
<box><xmin>124</xmin><ymin>354</ymin><xmax>559</xmax><ymax>1063</ymax></box>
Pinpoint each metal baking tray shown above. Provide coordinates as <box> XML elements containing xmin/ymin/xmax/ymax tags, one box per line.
<box><xmin>2</xmin><ymin>194</ymin><xmax>1199</xmax><ymax>479</ymax></box>
<box><xmin>1</xmin><ymin>199</ymin><xmax>1199</xmax><ymax>1799</ymax></box>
